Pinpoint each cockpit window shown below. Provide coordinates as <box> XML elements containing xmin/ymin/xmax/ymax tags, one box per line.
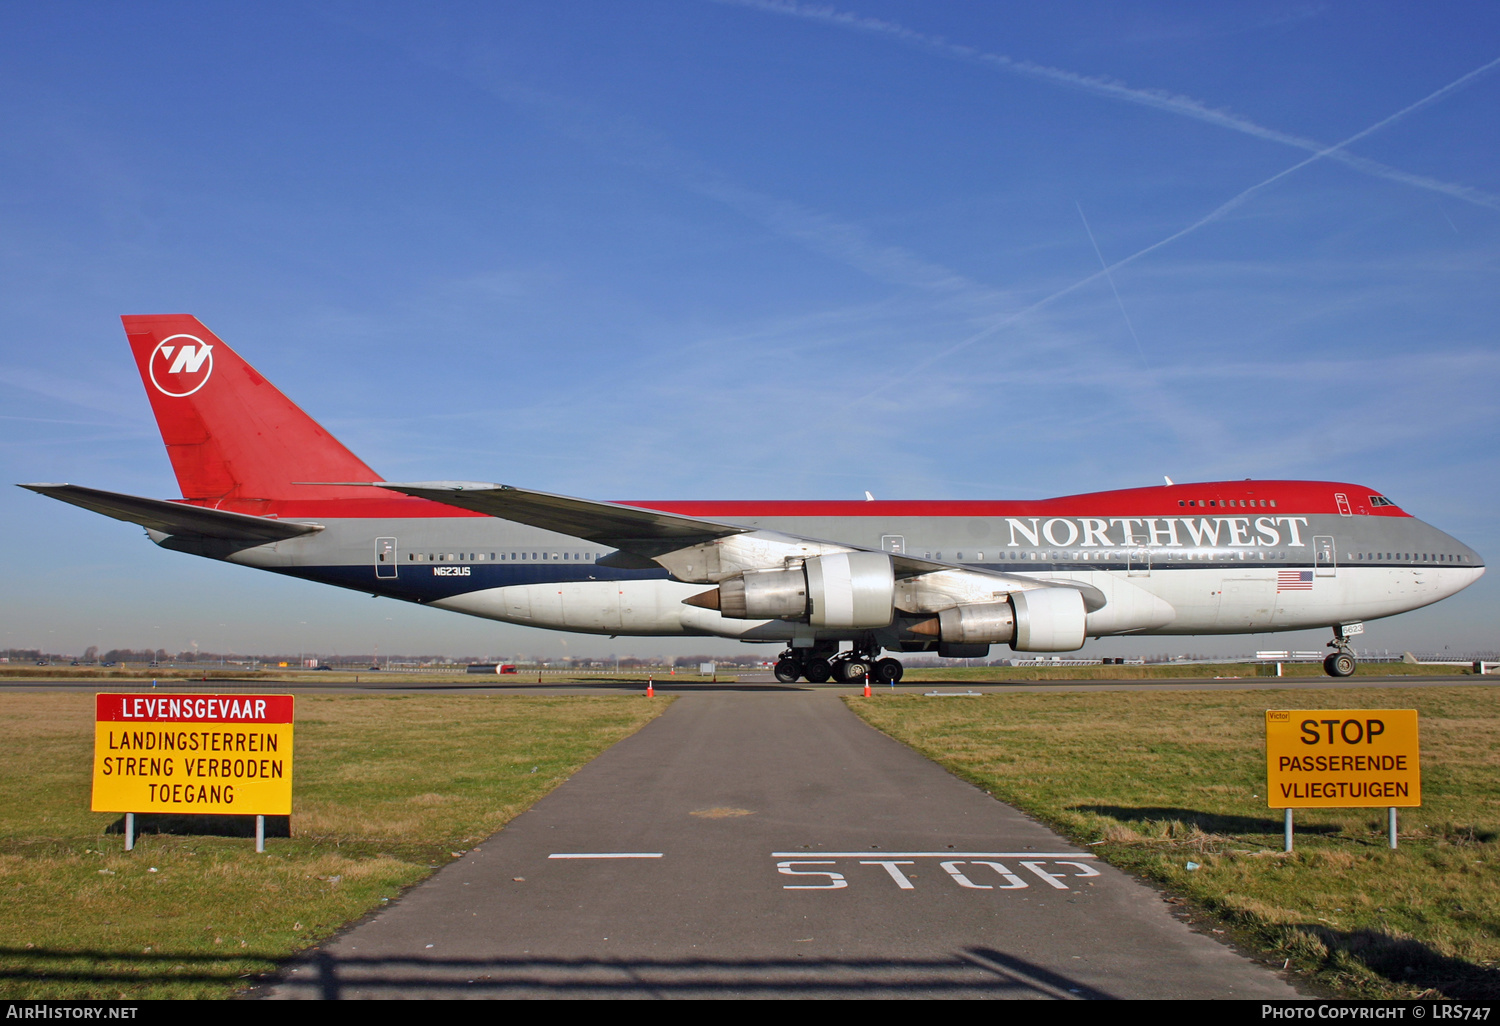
<box><xmin>1369</xmin><ymin>495</ymin><xmax>1397</xmax><ymax>507</ymax></box>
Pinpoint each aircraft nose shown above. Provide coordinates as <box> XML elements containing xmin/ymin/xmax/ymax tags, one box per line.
<box><xmin>1452</xmin><ymin>533</ymin><xmax>1484</xmax><ymax>571</ymax></box>
<box><xmin>1443</xmin><ymin>533</ymin><xmax>1484</xmax><ymax>596</ymax></box>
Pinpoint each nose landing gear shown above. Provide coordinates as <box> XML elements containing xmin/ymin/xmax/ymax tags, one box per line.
<box><xmin>1324</xmin><ymin>624</ymin><xmax>1360</xmax><ymax>677</ymax></box>
<box><xmin>1324</xmin><ymin>650</ymin><xmax>1357</xmax><ymax>677</ymax></box>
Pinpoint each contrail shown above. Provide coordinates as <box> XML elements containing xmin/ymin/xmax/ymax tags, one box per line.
<box><xmin>721</xmin><ymin>0</ymin><xmax>1500</xmax><ymax>212</ymax></box>
<box><xmin>855</xmin><ymin>53</ymin><xmax>1500</xmax><ymax>400</ymax></box>
<box><xmin>1076</xmin><ymin>202</ymin><xmax>1146</xmax><ymax>364</ymax></box>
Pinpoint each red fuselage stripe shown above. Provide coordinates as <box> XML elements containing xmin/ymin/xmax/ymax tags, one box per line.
<box><xmin>172</xmin><ymin>480</ymin><xmax>1410</xmax><ymax>521</ymax></box>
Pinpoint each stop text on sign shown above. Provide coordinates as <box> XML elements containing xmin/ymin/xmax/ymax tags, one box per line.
<box><xmin>92</xmin><ymin>693</ymin><xmax>294</xmax><ymax>816</ymax></box>
<box><xmin>1265</xmin><ymin>708</ymin><xmax>1419</xmax><ymax>809</ymax></box>
<box><xmin>1298</xmin><ymin>717</ymin><xmax>1387</xmax><ymax>745</ymax></box>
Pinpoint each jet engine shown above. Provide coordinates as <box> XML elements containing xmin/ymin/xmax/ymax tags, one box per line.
<box><xmin>911</xmin><ymin>587</ymin><xmax>1087</xmax><ymax>652</ymax></box>
<box><xmin>685</xmin><ymin>551</ymin><xmax>895</xmax><ymax>629</ymax></box>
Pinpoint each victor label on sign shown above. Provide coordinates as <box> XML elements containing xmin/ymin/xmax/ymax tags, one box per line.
<box><xmin>1265</xmin><ymin>709</ymin><xmax>1419</xmax><ymax>809</ymax></box>
<box><xmin>92</xmin><ymin>693</ymin><xmax>294</xmax><ymax>816</ymax></box>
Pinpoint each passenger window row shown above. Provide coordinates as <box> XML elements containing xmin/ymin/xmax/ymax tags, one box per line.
<box><xmin>407</xmin><ymin>552</ymin><xmax>598</xmax><ymax>563</ymax></box>
<box><xmin>398</xmin><ymin>548</ymin><xmax>1468</xmax><ymax>567</ymax></box>
<box><xmin>1177</xmin><ymin>499</ymin><xmax>1275</xmax><ymax>507</ymax></box>
<box><xmin>919</xmin><ymin>550</ymin><xmax>1292</xmax><ymax>562</ymax></box>
<box><xmin>1353</xmin><ymin>553</ymin><xmax>1467</xmax><ymax>563</ymax></box>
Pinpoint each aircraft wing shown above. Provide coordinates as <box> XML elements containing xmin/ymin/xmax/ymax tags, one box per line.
<box><xmin>371</xmin><ymin>481</ymin><xmax>749</xmax><ymax>551</ymax></box>
<box><xmin>18</xmin><ymin>484</ymin><xmax>323</xmax><ymax>542</ymax></box>
<box><xmin>374</xmin><ymin>481</ymin><xmax>1102</xmax><ymax>606</ymax></box>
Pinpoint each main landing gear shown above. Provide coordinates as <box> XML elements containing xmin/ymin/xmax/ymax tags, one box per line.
<box><xmin>1324</xmin><ymin>625</ymin><xmax>1359</xmax><ymax>678</ymax></box>
<box><xmin>773</xmin><ymin>646</ymin><xmax>903</xmax><ymax>685</ymax></box>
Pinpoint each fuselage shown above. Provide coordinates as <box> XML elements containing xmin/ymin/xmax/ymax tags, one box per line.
<box><xmin>30</xmin><ymin>315</ymin><xmax>1482</xmax><ymax>679</ymax></box>
<box><xmin>163</xmin><ymin>479</ymin><xmax>1483</xmax><ymax>648</ymax></box>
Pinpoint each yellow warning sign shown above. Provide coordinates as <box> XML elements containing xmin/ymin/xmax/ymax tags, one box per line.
<box><xmin>92</xmin><ymin>693</ymin><xmax>294</xmax><ymax>816</ymax></box>
<box><xmin>1265</xmin><ymin>709</ymin><xmax>1420</xmax><ymax>808</ymax></box>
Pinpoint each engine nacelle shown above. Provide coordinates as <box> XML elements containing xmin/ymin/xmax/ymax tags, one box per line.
<box><xmin>696</xmin><ymin>551</ymin><xmax>895</xmax><ymax>629</ymax></box>
<box><xmin>719</xmin><ymin>566</ymin><xmax>808</xmax><ymax>619</ymax></box>
<box><xmin>914</xmin><ymin>587</ymin><xmax>1087</xmax><ymax>652</ymax></box>
<box><xmin>1011</xmin><ymin>588</ymin><xmax>1087</xmax><ymax>652</ymax></box>
<box><xmin>936</xmin><ymin>602</ymin><xmax>1016</xmax><ymax>644</ymax></box>
<box><xmin>807</xmin><ymin>551</ymin><xmax>895</xmax><ymax>629</ymax></box>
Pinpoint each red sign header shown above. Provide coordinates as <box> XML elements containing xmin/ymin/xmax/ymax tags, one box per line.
<box><xmin>96</xmin><ymin>693</ymin><xmax>294</xmax><ymax>724</ymax></box>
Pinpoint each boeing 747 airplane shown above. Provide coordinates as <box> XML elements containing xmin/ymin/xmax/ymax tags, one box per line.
<box><xmin>21</xmin><ymin>316</ymin><xmax>1485</xmax><ymax>682</ymax></box>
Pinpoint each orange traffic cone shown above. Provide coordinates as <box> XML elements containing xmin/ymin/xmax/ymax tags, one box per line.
<box><xmin>863</xmin><ymin>674</ymin><xmax>871</xmax><ymax>698</ymax></box>
<box><xmin>647</xmin><ymin>676</ymin><xmax>655</xmax><ymax>698</ymax></box>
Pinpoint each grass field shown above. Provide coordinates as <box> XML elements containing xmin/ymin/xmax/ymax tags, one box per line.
<box><xmin>0</xmin><ymin>693</ymin><xmax>665</xmax><ymax>999</ymax></box>
<box><xmin>849</xmin><ymin>686</ymin><xmax>1500</xmax><ymax>1000</ymax></box>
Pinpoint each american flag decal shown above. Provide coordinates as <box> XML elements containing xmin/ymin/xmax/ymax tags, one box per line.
<box><xmin>1277</xmin><ymin>570</ymin><xmax>1313</xmax><ymax>592</ymax></box>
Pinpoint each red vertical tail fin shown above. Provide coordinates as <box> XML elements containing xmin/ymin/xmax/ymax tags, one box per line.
<box><xmin>123</xmin><ymin>315</ymin><xmax>382</xmax><ymax>510</ymax></box>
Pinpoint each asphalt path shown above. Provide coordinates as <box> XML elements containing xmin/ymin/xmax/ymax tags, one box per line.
<box><xmin>264</xmin><ymin>690</ymin><xmax>1302</xmax><ymax>1000</ymax></box>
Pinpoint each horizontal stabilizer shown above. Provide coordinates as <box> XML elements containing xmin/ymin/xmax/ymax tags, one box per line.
<box><xmin>353</xmin><ymin>481</ymin><xmax>747</xmax><ymax>549</ymax></box>
<box><xmin>18</xmin><ymin>484</ymin><xmax>323</xmax><ymax>542</ymax></box>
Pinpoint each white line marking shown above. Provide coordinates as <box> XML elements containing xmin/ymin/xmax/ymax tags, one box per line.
<box><xmin>861</xmin><ymin>860</ymin><xmax>917</xmax><ymax>889</ymax></box>
<box><xmin>770</xmin><ymin>852</ymin><xmax>1096</xmax><ymax>859</ymax></box>
<box><xmin>548</xmin><ymin>853</ymin><xmax>664</xmax><ymax>859</ymax></box>
<box><xmin>1021</xmin><ymin>861</ymin><xmax>1072</xmax><ymax>889</ymax></box>
<box><xmin>777</xmin><ymin>861</ymin><xmax>848</xmax><ymax>889</ymax></box>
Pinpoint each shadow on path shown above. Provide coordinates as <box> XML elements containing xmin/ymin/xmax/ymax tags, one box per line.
<box><xmin>266</xmin><ymin>946</ymin><xmax>1117</xmax><ymax>999</ymax></box>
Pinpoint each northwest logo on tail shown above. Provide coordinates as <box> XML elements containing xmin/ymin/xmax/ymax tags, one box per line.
<box><xmin>148</xmin><ymin>334</ymin><xmax>214</xmax><ymax>396</ymax></box>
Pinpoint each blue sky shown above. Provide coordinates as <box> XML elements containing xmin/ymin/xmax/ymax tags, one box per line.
<box><xmin>2</xmin><ymin>1</ymin><xmax>1496</xmax><ymax>660</ymax></box>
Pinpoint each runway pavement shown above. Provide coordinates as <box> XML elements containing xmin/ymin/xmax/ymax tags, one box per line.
<box><xmin>1</xmin><ymin>671</ymin><xmax>1491</xmax><ymax>697</ymax></box>
<box><xmin>265</xmin><ymin>690</ymin><xmax>1303</xmax><ymax>1000</ymax></box>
